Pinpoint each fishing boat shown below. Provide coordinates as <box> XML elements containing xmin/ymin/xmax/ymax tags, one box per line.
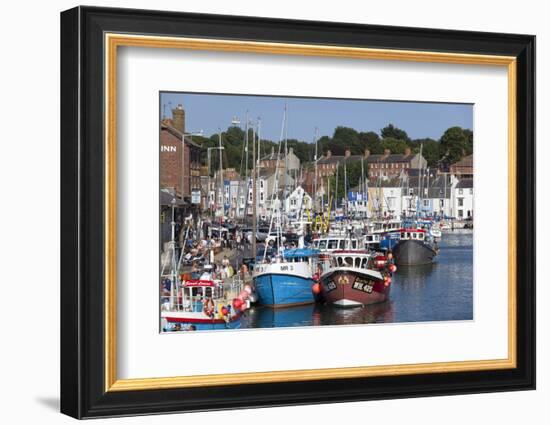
<box><xmin>319</xmin><ymin>250</ymin><xmax>394</xmax><ymax>307</ymax></box>
<box><xmin>391</xmin><ymin>228</ymin><xmax>438</xmax><ymax>266</ymax></box>
<box><xmin>253</xmin><ymin>248</ymin><xmax>320</xmax><ymax>307</ymax></box>
<box><xmin>161</xmin><ymin>274</ymin><xmax>251</xmax><ymax>331</ymax></box>
<box><xmin>160</xmin><ymin>197</ymin><xmax>251</xmax><ymax>331</ymax></box>
<box><xmin>252</xmin><ymin>106</ymin><xmax>321</xmax><ymax>308</ymax></box>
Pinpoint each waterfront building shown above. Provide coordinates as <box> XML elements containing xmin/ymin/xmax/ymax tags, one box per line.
<box><xmin>367</xmin><ymin>148</ymin><xmax>427</xmax><ymax>180</ymax></box>
<box><xmin>317</xmin><ymin>148</ymin><xmax>364</xmax><ymax>177</ymax></box>
<box><xmin>260</xmin><ymin>146</ymin><xmax>301</xmax><ymax>182</ymax></box>
<box><xmin>346</xmin><ymin>188</ymin><xmax>369</xmax><ymax>216</ymax></box>
<box><xmin>284</xmin><ymin>186</ymin><xmax>313</xmax><ymax>219</ymax></box>
<box><xmin>453</xmin><ymin>178</ymin><xmax>474</xmax><ymax>219</ymax></box>
<box><xmin>449</xmin><ymin>154</ymin><xmax>473</xmax><ymax>178</ymax></box>
<box><xmin>366</xmin><ymin>178</ymin><xmax>406</xmax><ymax>219</ymax></box>
<box><xmin>159</xmin><ymin>104</ymin><xmax>203</xmax><ymax>204</ymax></box>
<box><xmin>246</xmin><ymin>169</ymin><xmax>295</xmax><ymax>219</ymax></box>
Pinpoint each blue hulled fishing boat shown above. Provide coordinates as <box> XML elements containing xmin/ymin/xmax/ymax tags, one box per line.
<box><xmin>253</xmin><ymin>248</ymin><xmax>320</xmax><ymax>307</ymax></box>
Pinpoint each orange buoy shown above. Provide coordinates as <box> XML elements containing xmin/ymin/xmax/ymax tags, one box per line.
<box><xmin>311</xmin><ymin>283</ymin><xmax>321</xmax><ymax>295</ymax></box>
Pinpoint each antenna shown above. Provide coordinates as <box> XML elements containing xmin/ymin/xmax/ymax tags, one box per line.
<box><xmin>231</xmin><ymin>116</ymin><xmax>241</xmax><ymax>126</ymax></box>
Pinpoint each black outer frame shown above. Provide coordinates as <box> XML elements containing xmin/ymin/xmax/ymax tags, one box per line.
<box><xmin>60</xmin><ymin>6</ymin><xmax>535</xmax><ymax>419</ymax></box>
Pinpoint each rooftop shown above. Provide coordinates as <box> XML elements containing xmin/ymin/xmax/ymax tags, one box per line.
<box><xmin>160</xmin><ymin>121</ymin><xmax>203</xmax><ymax>149</ymax></box>
<box><xmin>456</xmin><ymin>178</ymin><xmax>474</xmax><ymax>189</ymax></box>
<box><xmin>451</xmin><ymin>154</ymin><xmax>473</xmax><ymax>168</ymax></box>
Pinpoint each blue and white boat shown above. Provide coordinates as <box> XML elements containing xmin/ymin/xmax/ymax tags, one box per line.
<box><xmin>253</xmin><ymin>248</ymin><xmax>320</xmax><ymax>307</ymax></box>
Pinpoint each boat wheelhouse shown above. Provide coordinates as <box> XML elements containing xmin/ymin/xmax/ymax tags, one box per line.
<box><xmin>312</xmin><ymin>233</ymin><xmax>381</xmax><ymax>254</ymax></box>
<box><xmin>319</xmin><ymin>250</ymin><xmax>393</xmax><ymax>307</ymax></box>
<box><xmin>312</xmin><ymin>235</ymin><xmax>362</xmax><ymax>253</ymax></box>
<box><xmin>253</xmin><ymin>248</ymin><xmax>320</xmax><ymax>307</ymax></box>
<box><xmin>371</xmin><ymin>219</ymin><xmax>402</xmax><ymax>234</ymax></box>
<box><xmin>391</xmin><ymin>228</ymin><xmax>439</xmax><ymax>266</ymax></box>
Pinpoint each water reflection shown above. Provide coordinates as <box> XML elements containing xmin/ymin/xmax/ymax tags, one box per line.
<box><xmin>239</xmin><ymin>232</ymin><xmax>473</xmax><ymax>329</ymax></box>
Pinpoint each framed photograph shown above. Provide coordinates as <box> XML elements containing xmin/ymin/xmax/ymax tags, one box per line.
<box><xmin>60</xmin><ymin>6</ymin><xmax>535</xmax><ymax>419</ymax></box>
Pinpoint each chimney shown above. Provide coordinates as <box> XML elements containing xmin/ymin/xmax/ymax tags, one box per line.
<box><xmin>326</xmin><ymin>149</ymin><xmax>332</xmax><ymax>159</ymax></box>
<box><xmin>172</xmin><ymin>104</ymin><xmax>185</xmax><ymax>134</ymax></box>
<box><xmin>345</xmin><ymin>148</ymin><xmax>351</xmax><ymax>158</ymax></box>
<box><xmin>383</xmin><ymin>149</ymin><xmax>391</xmax><ymax>158</ymax></box>
<box><xmin>404</xmin><ymin>147</ymin><xmax>411</xmax><ymax>156</ymax></box>
<box><xmin>364</xmin><ymin>149</ymin><xmax>370</xmax><ymax>158</ymax></box>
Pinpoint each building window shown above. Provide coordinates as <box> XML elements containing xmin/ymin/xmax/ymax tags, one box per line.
<box><xmin>459</xmin><ymin>188</ymin><xmax>463</xmax><ymax>195</ymax></box>
<box><xmin>458</xmin><ymin>198</ymin><xmax>464</xmax><ymax>207</ymax></box>
<box><xmin>423</xmin><ymin>199</ymin><xmax>429</xmax><ymax>207</ymax></box>
<box><xmin>458</xmin><ymin>210</ymin><xmax>463</xmax><ymax>218</ymax></box>
<box><xmin>469</xmin><ymin>188</ymin><xmax>473</xmax><ymax>194</ymax></box>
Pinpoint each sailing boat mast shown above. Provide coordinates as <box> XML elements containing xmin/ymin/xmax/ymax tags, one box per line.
<box><xmin>344</xmin><ymin>158</ymin><xmax>348</xmax><ymax>218</ymax></box>
<box><xmin>252</xmin><ymin>119</ymin><xmax>257</xmax><ymax>258</ymax></box>
<box><xmin>416</xmin><ymin>143</ymin><xmax>423</xmax><ymax>219</ymax></box>
<box><xmin>264</xmin><ymin>107</ymin><xmax>287</xmax><ymax>261</ymax></box>
<box><xmin>334</xmin><ymin>162</ymin><xmax>339</xmax><ymax>214</ymax></box>
<box><xmin>313</xmin><ymin>127</ymin><xmax>319</xmax><ymax>212</ymax></box>
<box><xmin>218</xmin><ymin>130</ymin><xmax>224</xmax><ymax>226</ymax></box>
<box><xmin>243</xmin><ymin>112</ymin><xmax>249</xmax><ymax>220</ymax></box>
<box><xmin>169</xmin><ymin>198</ymin><xmax>177</xmax><ymax>309</ymax></box>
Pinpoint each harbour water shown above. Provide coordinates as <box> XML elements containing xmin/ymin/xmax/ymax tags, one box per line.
<box><xmin>239</xmin><ymin>231</ymin><xmax>473</xmax><ymax>329</ymax></box>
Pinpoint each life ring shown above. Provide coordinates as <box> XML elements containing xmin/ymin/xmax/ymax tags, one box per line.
<box><xmin>203</xmin><ymin>298</ymin><xmax>215</xmax><ymax>317</ymax></box>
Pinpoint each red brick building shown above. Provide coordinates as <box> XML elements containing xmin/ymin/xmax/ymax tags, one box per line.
<box><xmin>449</xmin><ymin>154</ymin><xmax>473</xmax><ymax>177</ymax></box>
<box><xmin>160</xmin><ymin>104</ymin><xmax>203</xmax><ymax>201</ymax></box>
<box><xmin>367</xmin><ymin>148</ymin><xmax>426</xmax><ymax>179</ymax></box>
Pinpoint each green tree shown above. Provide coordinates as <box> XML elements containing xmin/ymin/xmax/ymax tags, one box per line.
<box><xmin>359</xmin><ymin>131</ymin><xmax>383</xmax><ymax>154</ymax></box>
<box><xmin>380</xmin><ymin>137</ymin><xmax>408</xmax><ymax>154</ymax></box>
<box><xmin>381</xmin><ymin>124</ymin><xmax>410</xmax><ymax>142</ymax></box>
<box><xmin>412</xmin><ymin>138</ymin><xmax>439</xmax><ymax>168</ymax></box>
<box><xmin>440</xmin><ymin>126</ymin><xmax>469</xmax><ymax>165</ymax></box>
<box><xmin>333</xmin><ymin>126</ymin><xmax>362</xmax><ymax>153</ymax></box>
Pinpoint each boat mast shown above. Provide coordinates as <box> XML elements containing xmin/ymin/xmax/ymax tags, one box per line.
<box><xmin>416</xmin><ymin>143</ymin><xmax>423</xmax><ymax>220</ymax></box>
<box><xmin>252</xmin><ymin>118</ymin><xmax>257</xmax><ymax>258</ymax></box>
<box><xmin>169</xmin><ymin>198</ymin><xmax>177</xmax><ymax>310</ymax></box>
<box><xmin>264</xmin><ymin>106</ymin><xmax>286</xmax><ymax>261</ymax></box>
<box><xmin>334</xmin><ymin>162</ymin><xmax>339</xmax><ymax>215</ymax></box>
<box><xmin>218</xmin><ymin>129</ymin><xmax>224</xmax><ymax>228</ymax></box>
<box><xmin>257</xmin><ymin>117</ymin><xmax>262</xmax><ymax>226</ymax></box>
<box><xmin>443</xmin><ymin>171</ymin><xmax>447</xmax><ymax>218</ymax></box>
<box><xmin>361</xmin><ymin>156</ymin><xmax>365</xmax><ymax>217</ymax></box>
<box><xmin>244</xmin><ymin>112</ymin><xmax>249</xmax><ymax>221</ymax></box>
<box><xmin>314</xmin><ymin>127</ymin><xmax>318</xmax><ymax>212</ymax></box>
<box><xmin>344</xmin><ymin>158</ymin><xmax>348</xmax><ymax>218</ymax></box>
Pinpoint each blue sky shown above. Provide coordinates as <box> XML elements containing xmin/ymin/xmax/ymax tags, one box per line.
<box><xmin>160</xmin><ymin>92</ymin><xmax>472</xmax><ymax>142</ymax></box>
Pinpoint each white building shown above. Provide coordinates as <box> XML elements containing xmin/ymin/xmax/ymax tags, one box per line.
<box><xmin>366</xmin><ymin>178</ymin><xmax>406</xmax><ymax>219</ymax></box>
<box><xmin>284</xmin><ymin>186</ymin><xmax>312</xmax><ymax>218</ymax></box>
<box><xmin>452</xmin><ymin>178</ymin><xmax>474</xmax><ymax>219</ymax></box>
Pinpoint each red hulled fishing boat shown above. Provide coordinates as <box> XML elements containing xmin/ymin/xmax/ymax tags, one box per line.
<box><xmin>319</xmin><ymin>250</ymin><xmax>395</xmax><ymax>307</ymax></box>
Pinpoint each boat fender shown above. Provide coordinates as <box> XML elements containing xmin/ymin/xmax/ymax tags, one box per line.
<box><xmin>203</xmin><ymin>298</ymin><xmax>215</xmax><ymax>317</ymax></box>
